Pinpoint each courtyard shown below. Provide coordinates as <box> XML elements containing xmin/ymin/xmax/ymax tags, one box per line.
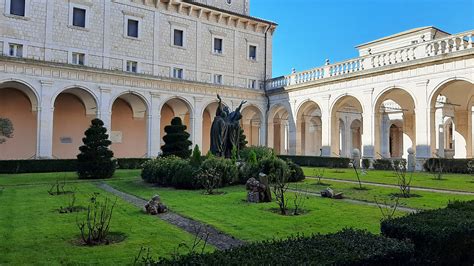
<box><xmin>1</xmin><ymin>167</ymin><xmax>473</xmax><ymax>264</ymax></box>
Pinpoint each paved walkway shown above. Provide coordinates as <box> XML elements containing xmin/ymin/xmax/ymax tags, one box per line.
<box><xmin>97</xmin><ymin>183</ymin><xmax>244</xmax><ymax>250</ymax></box>
<box><xmin>287</xmin><ymin>189</ymin><xmax>418</xmax><ymax>213</ymax></box>
<box><xmin>307</xmin><ymin>177</ymin><xmax>474</xmax><ymax>196</ymax></box>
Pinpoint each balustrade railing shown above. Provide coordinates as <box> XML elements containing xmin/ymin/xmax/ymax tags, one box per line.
<box><xmin>266</xmin><ymin>30</ymin><xmax>474</xmax><ymax>90</ymax></box>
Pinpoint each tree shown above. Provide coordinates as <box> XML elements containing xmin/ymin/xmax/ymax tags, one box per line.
<box><xmin>161</xmin><ymin>117</ymin><xmax>192</xmax><ymax>158</ymax></box>
<box><xmin>77</xmin><ymin>118</ymin><xmax>116</xmax><ymax>179</ymax></box>
<box><xmin>238</xmin><ymin>128</ymin><xmax>248</xmax><ymax>150</ymax></box>
<box><xmin>0</xmin><ymin>118</ymin><xmax>14</xmax><ymax>144</ymax></box>
<box><xmin>190</xmin><ymin>145</ymin><xmax>202</xmax><ymax>167</ymax></box>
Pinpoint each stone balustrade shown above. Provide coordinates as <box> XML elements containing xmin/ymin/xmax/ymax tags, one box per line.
<box><xmin>266</xmin><ymin>30</ymin><xmax>474</xmax><ymax>90</ymax></box>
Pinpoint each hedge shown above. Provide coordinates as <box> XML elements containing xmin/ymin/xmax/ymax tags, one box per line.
<box><xmin>372</xmin><ymin>159</ymin><xmax>406</xmax><ymax>171</ymax></box>
<box><xmin>278</xmin><ymin>155</ymin><xmax>350</xmax><ymax>168</ymax></box>
<box><xmin>0</xmin><ymin>158</ymin><xmax>150</xmax><ymax>174</ymax></box>
<box><xmin>156</xmin><ymin>229</ymin><xmax>414</xmax><ymax>265</ymax></box>
<box><xmin>423</xmin><ymin>158</ymin><xmax>473</xmax><ymax>174</ymax></box>
<box><xmin>381</xmin><ymin>200</ymin><xmax>474</xmax><ymax>265</ymax></box>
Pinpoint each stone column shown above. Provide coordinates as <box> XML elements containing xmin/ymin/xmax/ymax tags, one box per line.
<box><xmin>148</xmin><ymin>93</ymin><xmax>161</xmax><ymax>157</ymax></box>
<box><xmin>320</xmin><ymin>95</ymin><xmax>332</xmax><ymax>156</ymax></box>
<box><xmin>193</xmin><ymin>97</ymin><xmax>204</xmax><ymax>150</ymax></box>
<box><xmin>288</xmin><ymin>116</ymin><xmax>297</xmax><ymax>155</ymax></box>
<box><xmin>98</xmin><ymin>87</ymin><xmax>112</xmax><ymax>132</ymax></box>
<box><xmin>415</xmin><ymin>80</ymin><xmax>431</xmax><ymax>170</ymax></box>
<box><xmin>36</xmin><ymin>80</ymin><xmax>54</xmax><ymax>158</ymax></box>
<box><xmin>361</xmin><ymin>89</ymin><xmax>375</xmax><ymax>159</ymax></box>
<box><xmin>380</xmin><ymin>113</ymin><xmax>390</xmax><ymax>158</ymax></box>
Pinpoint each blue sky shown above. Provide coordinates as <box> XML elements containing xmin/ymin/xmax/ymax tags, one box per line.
<box><xmin>251</xmin><ymin>0</ymin><xmax>474</xmax><ymax>77</ymax></box>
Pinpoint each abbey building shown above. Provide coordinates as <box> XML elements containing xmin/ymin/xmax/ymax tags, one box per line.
<box><xmin>1</xmin><ymin>0</ymin><xmax>473</xmax><ymax>166</ymax></box>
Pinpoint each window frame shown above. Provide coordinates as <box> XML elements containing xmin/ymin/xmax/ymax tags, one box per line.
<box><xmin>5</xmin><ymin>0</ymin><xmax>29</xmax><ymax>18</ymax></box>
<box><xmin>172</xmin><ymin>67</ymin><xmax>184</xmax><ymax>79</ymax></box>
<box><xmin>213</xmin><ymin>74</ymin><xmax>223</xmax><ymax>85</ymax></box>
<box><xmin>68</xmin><ymin>3</ymin><xmax>89</xmax><ymax>29</ymax></box>
<box><xmin>7</xmin><ymin>42</ymin><xmax>24</xmax><ymax>58</ymax></box>
<box><xmin>170</xmin><ymin>24</ymin><xmax>187</xmax><ymax>49</ymax></box>
<box><xmin>123</xmin><ymin>15</ymin><xmax>142</xmax><ymax>40</ymax></box>
<box><xmin>248</xmin><ymin>44</ymin><xmax>258</xmax><ymax>61</ymax></box>
<box><xmin>248</xmin><ymin>79</ymin><xmax>257</xmax><ymax>89</ymax></box>
<box><xmin>212</xmin><ymin>37</ymin><xmax>223</xmax><ymax>55</ymax></box>
<box><xmin>69</xmin><ymin>51</ymin><xmax>86</xmax><ymax>66</ymax></box>
<box><xmin>125</xmin><ymin>60</ymin><xmax>138</xmax><ymax>73</ymax></box>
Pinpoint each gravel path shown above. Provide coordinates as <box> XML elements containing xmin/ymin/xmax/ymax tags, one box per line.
<box><xmin>287</xmin><ymin>189</ymin><xmax>418</xmax><ymax>213</ymax></box>
<box><xmin>96</xmin><ymin>183</ymin><xmax>244</xmax><ymax>250</ymax></box>
<box><xmin>308</xmin><ymin>177</ymin><xmax>474</xmax><ymax>196</ymax></box>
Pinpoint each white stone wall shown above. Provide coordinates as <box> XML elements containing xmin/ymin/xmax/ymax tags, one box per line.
<box><xmin>0</xmin><ymin>0</ymin><xmax>273</xmax><ymax>88</ymax></box>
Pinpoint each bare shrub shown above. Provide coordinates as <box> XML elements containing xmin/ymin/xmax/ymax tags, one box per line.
<box><xmin>48</xmin><ymin>178</ymin><xmax>68</xmax><ymax>195</ymax></box>
<box><xmin>272</xmin><ymin>168</ymin><xmax>289</xmax><ymax>215</ymax></box>
<box><xmin>292</xmin><ymin>184</ymin><xmax>308</xmax><ymax>215</ymax></box>
<box><xmin>350</xmin><ymin>161</ymin><xmax>364</xmax><ymax>190</ymax></box>
<box><xmin>374</xmin><ymin>196</ymin><xmax>401</xmax><ymax>221</ymax></box>
<box><xmin>313</xmin><ymin>168</ymin><xmax>326</xmax><ymax>185</ymax></box>
<box><xmin>393</xmin><ymin>161</ymin><xmax>412</xmax><ymax>198</ymax></box>
<box><xmin>77</xmin><ymin>193</ymin><xmax>117</xmax><ymax>246</ymax></box>
<box><xmin>197</xmin><ymin>168</ymin><xmax>221</xmax><ymax>195</ymax></box>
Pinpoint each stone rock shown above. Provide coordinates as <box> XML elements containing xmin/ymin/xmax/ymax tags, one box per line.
<box><xmin>145</xmin><ymin>194</ymin><xmax>168</xmax><ymax>215</ymax></box>
<box><xmin>258</xmin><ymin>173</ymin><xmax>272</xmax><ymax>202</ymax></box>
<box><xmin>320</xmin><ymin>187</ymin><xmax>334</xmax><ymax>198</ymax></box>
<box><xmin>246</xmin><ymin>178</ymin><xmax>265</xmax><ymax>203</ymax></box>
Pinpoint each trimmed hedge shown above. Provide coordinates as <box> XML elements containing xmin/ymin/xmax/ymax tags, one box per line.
<box><xmin>0</xmin><ymin>158</ymin><xmax>150</xmax><ymax>174</ymax></box>
<box><xmin>423</xmin><ymin>158</ymin><xmax>473</xmax><ymax>174</ymax></box>
<box><xmin>279</xmin><ymin>155</ymin><xmax>350</xmax><ymax>168</ymax></box>
<box><xmin>156</xmin><ymin>229</ymin><xmax>414</xmax><ymax>265</ymax></box>
<box><xmin>381</xmin><ymin>200</ymin><xmax>474</xmax><ymax>265</ymax></box>
<box><xmin>372</xmin><ymin>159</ymin><xmax>406</xmax><ymax>171</ymax></box>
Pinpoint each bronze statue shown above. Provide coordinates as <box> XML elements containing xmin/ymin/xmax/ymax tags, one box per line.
<box><xmin>210</xmin><ymin>94</ymin><xmax>246</xmax><ymax>158</ymax></box>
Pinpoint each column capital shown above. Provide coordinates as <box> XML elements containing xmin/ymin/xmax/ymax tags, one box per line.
<box><xmin>363</xmin><ymin>88</ymin><xmax>374</xmax><ymax>94</ymax></box>
<box><xmin>321</xmin><ymin>94</ymin><xmax>331</xmax><ymax>101</ymax></box>
<box><xmin>40</xmin><ymin>80</ymin><xmax>53</xmax><ymax>86</ymax></box>
<box><xmin>99</xmin><ymin>87</ymin><xmax>112</xmax><ymax>93</ymax></box>
<box><xmin>151</xmin><ymin>92</ymin><xmax>161</xmax><ymax>99</ymax></box>
<box><xmin>416</xmin><ymin>79</ymin><xmax>430</xmax><ymax>87</ymax></box>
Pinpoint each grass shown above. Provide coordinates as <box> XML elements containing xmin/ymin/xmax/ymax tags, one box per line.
<box><xmin>303</xmin><ymin>167</ymin><xmax>474</xmax><ymax>192</ymax></box>
<box><xmin>0</xmin><ymin>180</ymin><xmax>211</xmax><ymax>265</ymax></box>
<box><xmin>107</xmin><ymin>178</ymin><xmax>397</xmax><ymax>242</ymax></box>
<box><xmin>290</xmin><ymin>179</ymin><xmax>474</xmax><ymax>210</ymax></box>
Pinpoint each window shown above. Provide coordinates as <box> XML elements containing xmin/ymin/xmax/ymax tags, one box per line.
<box><xmin>126</xmin><ymin>61</ymin><xmax>138</xmax><ymax>73</ymax></box>
<box><xmin>213</xmin><ymin>74</ymin><xmax>223</xmax><ymax>85</ymax></box>
<box><xmin>213</xmin><ymin>38</ymin><xmax>223</xmax><ymax>54</ymax></box>
<box><xmin>71</xmin><ymin>52</ymin><xmax>85</xmax><ymax>65</ymax></box>
<box><xmin>8</xmin><ymin>43</ymin><xmax>23</xmax><ymax>57</ymax></box>
<box><xmin>72</xmin><ymin>7</ymin><xmax>86</xmax><ymax>27</ymax></box>
<box><xmin>173</xmin><ymin>68</ymin><xmax>183</xmax><ymax>79</ymax></box>
<box><xmin>127</xmin><ymin>19</ymin><xmax>139</xmax><ymax>38</ymax></box>
<box><xmin>249</xmin><ymin>45</ymin><xmax>257</xmax><ymax>60</ymax></box>
<box><xmin>10</xmin><ymin>0</ymin><xmax>25</xmax><ymax>16</ymax></box>
<box><xmin>173</xmin><ymin>29</ymin><xmax>184</xmax><ymax>47</ymax></box>
<box><xmin>248</xmin><ymin>79</ymin><xmax>257</xmax><ymax>89</ymax></box>
<box><xmin>226</xmin><ymin>0</ymin><xmax>232</xmax><ymax>4</ymax></box>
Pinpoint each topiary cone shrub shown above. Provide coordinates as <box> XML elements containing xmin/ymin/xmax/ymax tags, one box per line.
<box><xmin>77</xmin><ymin>118</ymin><xmax>116</xmax><ymax>179</ymax></box>
<box><xmin>161</xmin><ymin>117</ymin><xmax>192</xmax><ymax>159</ymax></box>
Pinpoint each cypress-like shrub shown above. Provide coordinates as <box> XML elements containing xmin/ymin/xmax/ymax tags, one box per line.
<box><xmin>238</xmin><ymin>128</ymin><xmax>248</xmax><ymax>150</ymax></box>
<box><xmin>286</xmin><ymin>159</ymin><xmax>305</xmax><ymax>182</ymax></box>
<box><xmin>77</xmin><ymin>119</ymin><xmax>116</xmax><ymax>179</ymax></box>
<box><xmin>381</xmin><ymin>200</ymin><xmax>474</xmax><ymax>265</ymax></box>
<box><xmin>161</xmin><ymin>117</ymin><xmax>192</xmax><ymax>159</ymax></box>
<box><xmin>156</xmin><ymin>229</ymin><xmax>414</xmax><ymax>265</ymax></box>
<box><xmin>258</xmin><ymin>156</ymin><xmax>289</xmax><ymax>182</ymax></box>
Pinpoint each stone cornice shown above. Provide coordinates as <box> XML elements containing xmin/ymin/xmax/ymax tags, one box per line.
<box><xmin>0</xmin><ymin>56</ymin><xmax>265</xmax><ymax>100</ymax></box>
<box><xmin>268</xmin><ymin>49</ymin><xmax>474</xmax><ymax>96</ymax></box>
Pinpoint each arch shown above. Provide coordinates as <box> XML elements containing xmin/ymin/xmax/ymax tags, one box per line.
<box><xmin>268</xmin><ymin>103</ymin><xmax>291</xmax><ymax>155</ymax></box>
<box><xmin>52</xmin><ymin>85</ymin><xmax>99</xmax><ymax>116</ymax></box>
<box><xmin>0</xmin><ymin>79</ymin><xmax>39</xmax><ymax>111</ymax></box>
<box><xmin>0</xmin><ymin>81</ymin><xmax>38</xmax><ymax>159</ymax></box>
<box><xmin>110</xmin><ymin>93</ymin><xmax>149</xmax><ymax>158</ymax></box>
<box><xmin>241</xmin><ymin>104</ymin><xmax>264</xmax><ymax>147</ymax></box>
<box><xmin>296</xmin><ymin>100</ymin><xmax>322</xmax><ymax>156</ymax></box>
<box><xmin>429</xmin><ymin>78</ymin><xmax>474</xmax><ymax>158</ymax></box>
<box><xmin>160</xmin><ymin>97</ymin><xmax>193</xmax><ymax>151</ymax></box>
<box><xmin>52</xmin><ymin>87</ymin><xmax>98</xmax><ymax>159</ymax></box>
<box><xmin>330</xmin><ymin>95</ymin><xmax>363</xmax><ymax>157</ymax></box>
<box><xmin>373</xmin><ymin>87</ymin><xmax>416</xmax><ymax>158</ymax></box>
<box><xmin>109</xmin><ymin>91</ymin><xmax>150</xmax><ymax>119</ymax></box>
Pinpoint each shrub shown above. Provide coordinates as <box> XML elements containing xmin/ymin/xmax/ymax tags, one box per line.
<box><xmin>0</xmin><ymin>117</ymin><xmax>14</xmax><ymax>144</ymax></box>
<box><xmin>77</xmin><ymin>118</ymin><xmax>116</xmax><ymax>179</ymax></box>
<box><xmin>372</xmin><ymin>159</ymin><xmax>407</xmax><ymax>171</ymax></box>
<box><xmin>161</xmin><ymin>117</ymin><xmax>192</xmax><ymax>159</ymax></box>
<box><xmin>279</xmin><ymin>155</ymin><xmax>350</xmax><ymax>168</ymax></box>
<box><xmin>240</xmin><ymin>146</ymin><xmax>274</xmax><ymax>162</ymax></box>
<box><xmin>258</xmin><ymin>157</ymin><xmax>289</xmax><ymax>183</ymax></box>
<box><xmin>172</xmin><ymin>163</ymin><xmax>197</xmax><ymax>189</ymax></box>
<box><xmin>381</xmin><ymin>200</ymin><xmax>474</xmax><ymax>265</ymax></box>
<box><xmin>286</xmin><ymin>159</ymin><xmax>305</xmax><ymax>182</ymax></box>
<box><xmin>199</xmin><ymin>156</ymin><xmax>239</xmax><ymax>187</ymax></box>
<box><xmin>190</xmin><ymin>145</ymin><xmax>202</xmax><ymax>167</ymax></box>
<box><xmin>141</xmin><ymin>156</ymin><xmax>188</xmax><ymax>186</ymax></box>
<box><xmin>423</xmin><ymin>158</ymin><xmax>471</xmax><ymax>174</ymax></box>
<box><xmin>156</xmin><ymin>229</ymin><xmax>414</xmax><ymax>265</ymax></box>
<box><xmin>362</xmin><ymin>158</ymin><xmax>371</xmax><ymax>169</ymax></box>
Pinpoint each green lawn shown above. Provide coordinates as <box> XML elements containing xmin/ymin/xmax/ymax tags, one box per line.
<box><xmin>107</xmin><ymin>178</ymin><xmax>396</xmax><ymax>242</ymax></box>
<box><xmin>289</xmin><ymin>179</ymin><xmax>474</xmax><ymax>210</ymax></box>
<box><xmin>303</xmin><ymin>167</ymin><xmax>474</xmax><ymax>192</ymax></box>
<box><xmin>0</xmin><ymin>181</ymin><xmax>211</xmax><ymax>265</ymax></box>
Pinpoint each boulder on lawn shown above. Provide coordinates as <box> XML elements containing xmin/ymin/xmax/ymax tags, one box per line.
<box><xmin>145</xmin><ymin>194</ymin><xmax>168</xmax><ymax>215</ymax></box>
